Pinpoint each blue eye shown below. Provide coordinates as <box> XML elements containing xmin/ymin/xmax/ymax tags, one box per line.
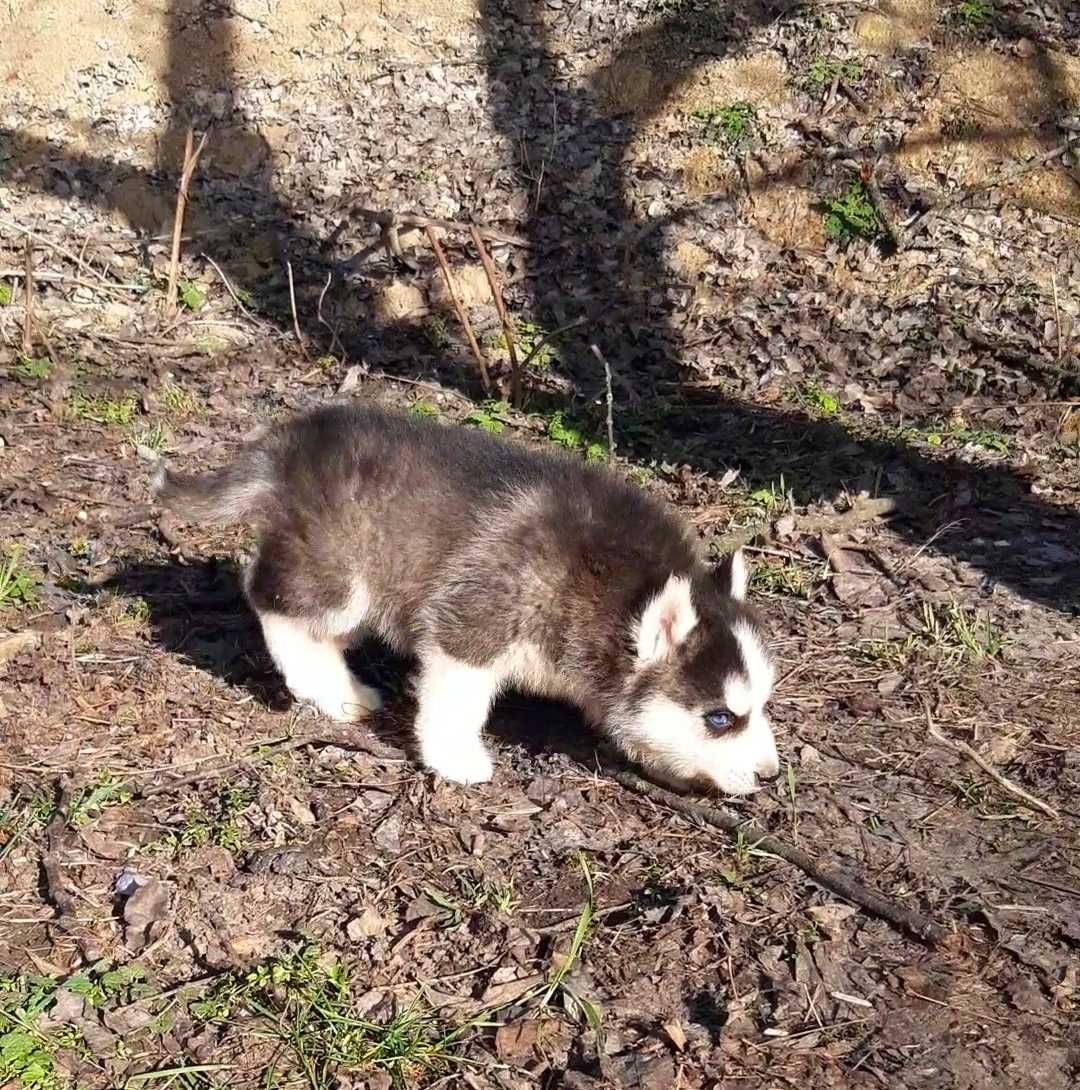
<box><xmin>704</xmin><ymin>709</ymin><xmax>734</xmax><ymax>734</ymax></box>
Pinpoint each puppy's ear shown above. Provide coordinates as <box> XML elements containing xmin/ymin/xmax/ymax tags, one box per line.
<box><xmin>712</xmin><ymin>548</ymin><xmax>749</xmax><ymax>602</ymax></box>
<box><xmin>636</xmin><ymin>575</ymin><xmax>698</xmax><ymax>662</ymax></box>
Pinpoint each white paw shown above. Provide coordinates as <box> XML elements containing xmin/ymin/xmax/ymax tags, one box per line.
<box><xmin>301</xmin><ymin>679</ymin><xmax>382</xmax><ymax>722</ymax></box>
<box><xmin>336</xmin><ymin>680</ymin><xmax>383</xmax><ymax>721</ymax></box>
<box><xmin>423</xmin><ymin>743</ymin><xmax>494</xmax><ymax>785</ymax></box>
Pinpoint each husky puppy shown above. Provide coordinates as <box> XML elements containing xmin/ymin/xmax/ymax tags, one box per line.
<box><xmin>153</xmin><ymin>402</ymin><xmax>779</xmax><ymax>794</ymax></box>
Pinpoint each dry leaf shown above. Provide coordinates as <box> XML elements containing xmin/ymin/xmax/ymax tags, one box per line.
<box><xmin>122</xmin><ymin>876</ymin><xmax>172</xmax><ymax>951</ymax></box>
<box><xmin>662</xmin><ymin>1019</ymin><xmax>687</xmax><ymax>1051</ymax></box>
<box><xmin>495</xmin><ymin>1019</ymin><xmax>539</xmax><ymax>1062</ymax></box>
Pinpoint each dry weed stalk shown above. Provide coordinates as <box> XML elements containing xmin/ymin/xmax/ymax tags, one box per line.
<box><xmin>21</xmin><ymin>237</ymin><xmax>33</xmax><ymax>354</ymax></box>
<box><xmin>165</xmin><ymin>126</ymin><xmax>208</xmax><ymax>316</ymax></box>
<box><xmin>425</xmin><ymin>224</ymin><xmax>492</xmax><ymax>395</ymax></box>
<box><xmin>471</xmin><ymin>224</ymin><xmax>521</xmax><ymax>405</ymax></box>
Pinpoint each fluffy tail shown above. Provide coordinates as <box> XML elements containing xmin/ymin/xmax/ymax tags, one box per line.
<box><xmin>151</xmin><ymin>448</ymin><xmax>274</xmax><ymax>525</ymax></box>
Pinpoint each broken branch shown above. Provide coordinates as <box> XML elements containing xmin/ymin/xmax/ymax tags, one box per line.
<box><xmin>609</xmin><ymin>765</ymin><xmax>946</xmax><ymax>945</ymax></box>
<box><xmin>425</xmin><ymin>224</ymin><xmax>492</xmax><ymax>395</ymax></box>
<box><xmin>165</xmin><ymin>127</ymin><xmax>208</xmax><ymax>315</ymax></box>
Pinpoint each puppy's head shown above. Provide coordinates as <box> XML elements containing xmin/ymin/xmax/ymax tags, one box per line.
<box><xmin>611</xmin><ymin>550</ymin><xmax>779</xmax><ymax>796</ymax></box>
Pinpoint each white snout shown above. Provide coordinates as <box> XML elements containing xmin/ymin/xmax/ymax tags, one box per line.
<box><xmin>615</xmin><ymin>695</ymin><xmax>780</xmax><ymax>797</ymax></box>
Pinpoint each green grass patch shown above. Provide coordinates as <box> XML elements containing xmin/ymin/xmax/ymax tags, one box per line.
<box><xmin>545</xmin><ymin>411</ymin><xmax>607</xmax><ymax>463</ymax></box>
<box><xmin>807</xmin><ymin>56</ymin><xmax>862</xmax><ymax>87</ymax></box>
<box><xmin>189</xmin><ymin>945</ymin><xmax>474</xmax><ymax>1089</ymax></box>
<box><xmin>748</xmin><ymin>475</ymin><xmax>790</xmax><ymax>515</ymax></box>
<box><xmin>514</xmin><ymin>320</ymin><xmax>555</xmax><ymax>369</ymax></box>
<box><xmin>0</xmin><ymin>282</ymin><xmax>12</xmax><ymax>307</ymax></box>
<box><xmin>786</xmin><ymin>381</ymin><xmax>840</xmax><ymax>418</ymax></box>
<box><xmin>692</xmin><ymin>100</ymin><xmax>759</xmax><ymax>151</ymax></box>
<box><xmin>0</xmin><ymin>791</ymin><xmax>56</xmax><ymax>864</ymax></box>
<box><xmin>0</xmin><ymin>546</ymin><xmax>39</xmax><ymax>609</ymax></box>
<box><xmin>65</xmin><ymin>772</ymin><xmax>132</xmax><ymax>829</ymax></box>
<box><xmin>464</xmin><ymin>400</ymin><xmax>512</xmax><ymax>435</ymax></box>
<box><xmin>161</xmin><ymin>382</ymin><xmax>202</xmax><ymax>419</ymax></box>
<box><xmin>858</xmin><ymin>602</ymin><xmax>1003</xmax><ymax>673</ymax></box>
<box><xmin>129</xmin><ymin>423</ymin><xmax>169</xmax><ymax>453</ymax></box>
<box><xmin>918</xmin><ymin>600</ymin><xmax>1003</xmax><ymax>663</ymax></box>
<box><xmin>823</xmin><ymin>182</ymin><xmax>882</xmax><ymax>245</ymax></box>
<box><xmin>423</xmin><ymin>315</ymin><xmax>451</xmax><ymax>353</ymax></box>
<box><xmin>948</xmin><ymin>0</ymin><xmax>996</xmax><ymax>27</ymax></box>
<box><xmin>151</xmin><ymin>784</ymin><xmax>254</xmax><ymax>856</ymax></box>
<box><xmin>408</xmin><ymin>400</ymin><xmax>440</xmax><ymax>420</ymax></box>
<box><xmin>69</xmin><ymin>393</ymin><xmax>137</xmax><ymax>426</ymax></box>
<box><xmin>948</xmin><ymin>425</ymin><xmax>1010</xmax><ymax>455</ymax></box>
<box><xmin>177</xmin><ymin>279</ymin><xmax>206</xmax><ymax>312</ymax></box>
<box><xmin>750</xmin><ymin>559</ymin><xmax>813</xmax><ymax>600</ymax></box>
<box><xmin>15</xmin><ymin>356</ymin><xmax>51</xmax><ymax>380</ymax></box>
<box><xmin>1</xmin><ymin>973</ymin><xmax>84</xmax><ymax>1090</ymax></box>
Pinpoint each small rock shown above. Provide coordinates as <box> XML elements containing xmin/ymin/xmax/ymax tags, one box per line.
<box><xmin>0</xmin><ymin>630</ymin><xmax>42</xmax><ymax>667</ymax></box>
<box><xmin>346</xmin><ymin>905</ymin><xmax>387</xmax><ymax>941</ymax></box>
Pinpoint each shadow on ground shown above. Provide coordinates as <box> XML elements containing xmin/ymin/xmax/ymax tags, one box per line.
<box><xmin>100</xmin><ymin>558</ymin><xmax>602</xmax><ymax>770</ymax></box>
<box><xmin>2</xmin><ymin>0</ymin><xmax>1078</xmax><ymax>614</ymax></box>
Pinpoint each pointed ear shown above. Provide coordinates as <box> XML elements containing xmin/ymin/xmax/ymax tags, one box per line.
<box><xmin>636</xmin><ymin>575</ymin><xmax>698</xmax><ymax>662</ymax></box>
<box><xmin>713</xmin><ymin>548</ymin><xmax>749</xmax><ymax>602</ymax></box>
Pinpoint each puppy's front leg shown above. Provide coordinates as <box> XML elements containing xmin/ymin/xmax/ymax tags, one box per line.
<box><xmin>414</xmin><ymin>648</ymin><xmax>499</xmax><ymax>784</ymax></box>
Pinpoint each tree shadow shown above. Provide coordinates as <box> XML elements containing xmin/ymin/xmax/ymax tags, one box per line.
<box><xmin>475</xmin><ymin>0</ymin><xmax>1080</xmax><ymax>612</ymax></box>
<box><xmin>0</xmin><ymin>0</ymin><xmax>1078</xmax><ymax>616</ymax></box>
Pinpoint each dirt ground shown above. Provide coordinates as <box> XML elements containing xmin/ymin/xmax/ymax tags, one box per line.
<box><xmin>1</xmin><ymin>1</ymin><xmax>1079</xmax><ymax>1087</ymax></box>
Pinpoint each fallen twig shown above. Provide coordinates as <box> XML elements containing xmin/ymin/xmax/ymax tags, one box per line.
<box><xmin>0</xmin><ymin>218</ymin><xmax>122</xmax><ymax>285</ymax></box>
<box><xmin>425</xmin><ymin>224</ymin><xmax>492</xmax><ymax>395</ymax></box>
<box><xmin>202</xmin><ymin>253</ymin><xmax>253</xmax><ymax>319</ymax></box>
<box><xmin>590</xmin><ymin>343</ymin><xmax>617</xmax><ymax>463</ymax></box>
<box><xmin>164</xmin><ymin>127</ymin><xmax>208</xmax><ymax>316</ymax></box>
<box><xmin>707</xmin><ymin>495</ymin><xmax>898</xmax><ymax>549</ymax></box>
<box><xmin>316</xmin><ymin>270</ymin><xmax>344</xmax><ymax>360</ymax></box>
<box><xmin>471</xmin><ymin>224</ymin><xmax>521</xmax><ymax>405</ymax></box>
<box><xmin>350</xmin><ymin>206</ymin><xmax>531</xmax><ymax>248</ymax></box>
<box><xmin>609</xmin><ymin>765</ymin><xmax>946</xmax><ymax>944</ymax></box>
<box><xmin>42</xmin><ymin>779</ymin><xmax>104</xmax><ymax>960</ymax></box>
<box><xmin>909</xmin><ymin>136</ymin><xmax>1078</xmax><ymax>239</ymax></box>
<box><xmin>923</xmin><ymin>701</ymin><xmax>1059</xmax><ymax>820</ymax></box>
<box><xmin>21</xmin><ymin>237</ymin><xmax>33</xmax><ymax>355</ymax></box>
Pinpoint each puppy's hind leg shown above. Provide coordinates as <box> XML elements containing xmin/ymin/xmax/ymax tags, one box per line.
<box><xmin>414</xmin><ymin>647</ymin><xmax>499</xmax><ymax>784</ymax></box>
<box><xmin>246</xmin><ymin>551</ymin><xmax>381</xmax><ymax>722</ymax></box>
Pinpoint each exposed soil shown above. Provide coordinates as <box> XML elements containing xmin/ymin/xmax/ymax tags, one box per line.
<box><xmin>1</xmin><ymin>1</ymin><xmax>1079</xmax><ymax>1088</ymax></box>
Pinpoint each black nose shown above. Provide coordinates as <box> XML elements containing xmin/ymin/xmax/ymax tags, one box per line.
<box><xmin>756</xmin><ymin>767</ymin><xmax>781</xmax><ymax>784</ymax></box>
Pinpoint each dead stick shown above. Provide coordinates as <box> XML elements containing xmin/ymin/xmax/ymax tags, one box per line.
<box><xmin>351</xmin><ymin>206</ymin><xmax>531</xmax><ymax>248</ymax></box>
<box><xmin>590</xmin><ymin>343</ymin><xmax>617</xmax><ymax>462</ymax></box>
<box><xmin>425</xmin><ymin>224</ymin><xmax>492</xmax><ymax>395</ymax></box>
<box><xmin>128</xmin><ymin>729</ymin><xmax>404</xmax><ymax>801</ymax></box>
<box><xmin>609</xmin><ymin>766</ymin><xmax>946</xmax><ymax>944</ymax></box>
<box><xmin>165</xmin><ymin>127</ymin><xmax>208</xmax><ymax>315</ymax></box>
<box><xmin>923</xmin><ymin>702</ymin><xmax>1059</xmax><ymax>820</ymax></box>
<box><xmin>471</xmin><ymin>224</ymin><xmax>521</xmax><ymax>406</ymax></box>
<box><xmin>21</xmin><ymin>237</ymin><xmax>33</xmax><ymax>355</ymax></box>
<box><xmin>202</xmin><ymin>253</ymin><xmax>253</xmax><ymax>319</ymax></box>
<box><xmin>285</xmin><ymin>259</ymin><xmax>309</xmax><ymax>361</ymax></box>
